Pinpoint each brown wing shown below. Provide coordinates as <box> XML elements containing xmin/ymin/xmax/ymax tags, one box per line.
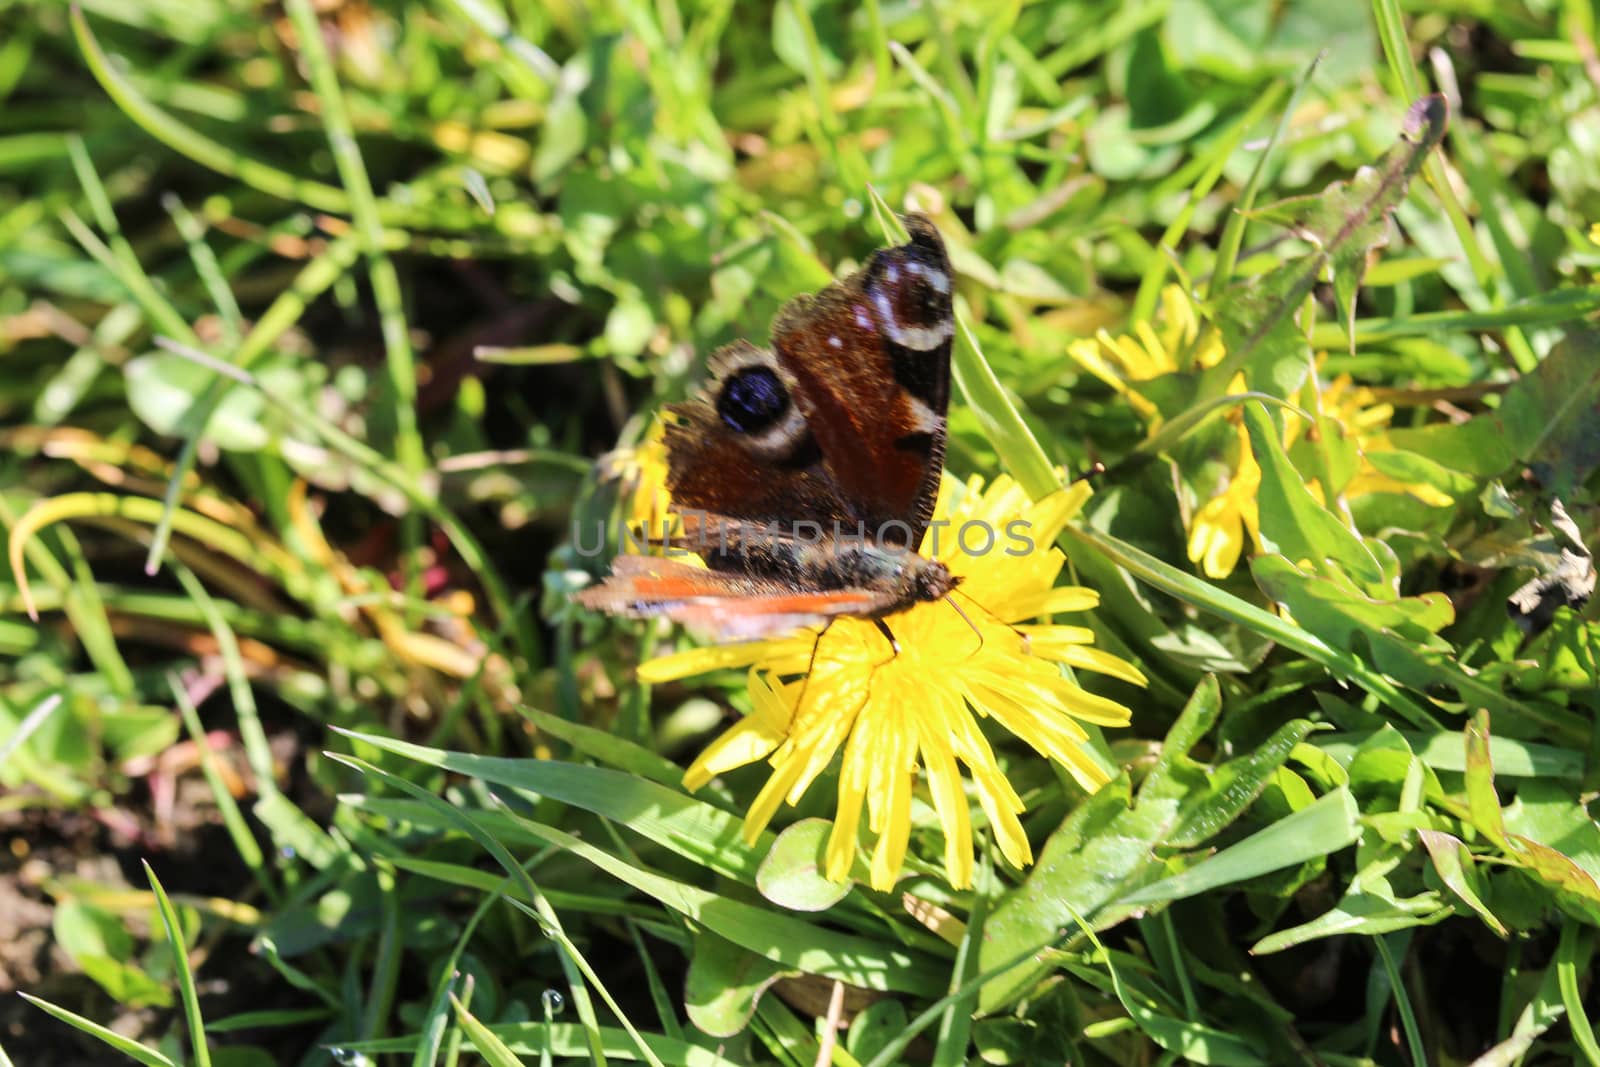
<box><xmin>663</xmin><ymin>341</ymin><xmax>857</xmax><ymax>532</ymax></box>
<box><xmin>771</xmin><ymin>213</ymin><xmax>952</xmax><ymax>548</ymax></box>
<box><xmin>663</xmin><ymin>215</ymin><xmax>953</xmax><ymax>550</ymax></box>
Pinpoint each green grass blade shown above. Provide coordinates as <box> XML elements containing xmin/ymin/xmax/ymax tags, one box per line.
<box><xmin>17</xmin><ymin>994</ymin><xmax>179</xmax><ymax>1067</ymax></box>
<box><xmin>160</xmin><ymin>192</ymin><xmax>243</xmax><ymax>336</ymax></box>
<box><xmin>1207</xmin><ymin>55</ymin><xmax>1323</xmax><ymax>301</ymax></box>
<box><xmin>71</xmin><ymin>8</ymin><xmax>351</xmax><ymax>215</ymax></box>
<box><xmin>332</xmin><ymin>727</ymin><xmax>771</xmax><ymax>882</ymax></box>
<box><xmin>325</xmin><ymin>753</ymin><xmax>624</xmax><ymax>1067</ymax></box>
<box><xmin>169</xmin><ymin>564</ymin><xmax>282</xmax><ymax>805</ymax></box>
<box><xmin>281</xmin><ymin>0</ymin><xmax>423</xmax><ymax>484</ymax></box>
<box><xmin>1556</xmin><ymin>924</ymin><xmax>1600</xmax><ymax>1066</ymax></box>
<box><xmin>452</xmin><ymin>995</ymin><xmax>531</xmax><ymax>1067</ymax></box>
<box><xmin>1134</xmin><ymin>80</ymin><xmax>1286</xmax><ymax>323</ymax></box>
<box><xmin>0</xmin><ymin>693</ymin><xmax>62</xmax><ymax>772</ymax></box>
<box><xmin>1374</xmin><ymin>935</ymin><xmax>1426</xmax><ymax>1067</ymax></box>
<box><xmin>143</xmin><ymin>860</ymin><xmax>212</xmax><ymax>1067</ymax></box>
<box><xmin>167</xmin><ymin>671</ymin><xmax>271</xmax><ymax>892</ymax></box>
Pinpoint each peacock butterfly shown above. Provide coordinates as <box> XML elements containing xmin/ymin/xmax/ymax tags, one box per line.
<box><xmin>576</xmin><ymin>214</ymin><xmax>959</xmax><ymax>641</ymax></box>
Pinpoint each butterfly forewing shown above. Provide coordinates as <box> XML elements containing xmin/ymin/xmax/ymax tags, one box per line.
<box><xmin>769</xmin><ymin>215</ymin><xmax>952</xmax><ymax>547</ymax></box>
<box><xmin>664</xmin><ymin>217</ymin><xmax>952</xmax><ymax>547</ymax></box>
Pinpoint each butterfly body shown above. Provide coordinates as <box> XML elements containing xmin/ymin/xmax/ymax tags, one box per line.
<box><xmin>577</xmin><ymin>214</ymin><xmax>957</xmax><ymax>641</ymax></box>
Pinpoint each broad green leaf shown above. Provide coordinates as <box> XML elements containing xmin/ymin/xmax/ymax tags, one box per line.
<box><xmin>74</xmin><ymin>957</ymin><xmax>173</xmax><ymax>1009</ymax></box>
<box><xmin>1121</xmin><ymin>788</ymin><xmax>1361</xmax><ymax>907</ymax></box>
<box><xmin>975</xmin><ymin>777</ymin><xmax>1144</xmax><ymax>1011</ymax></box>
<box><xmin>1243</xmin><ymin>402</ymin><xmax>1382</xmax><ymax>587</ymax></box>
<box><xmin>100</xmin><ymin>705</ymin><xmax>180</xmax><ymax>762</ymax></box>
<box><xmin>1251</xmin><ymin>554</ymin><xmax>1538</xmax><ymax>725</ymax></box>
<box><xmin>604</xmin><ymin>290</ymin><xmax>655</xmax><ymax>360</ymax></box>
<box><xmin>1417</xmin><ymin>829</ymin><xmax>1508</xmax><ymax>936</ymax></box>
<box><xmin>1503</xmin><ymin>837</ymin><xmax>1600</xmax><ymax>925</ymax></box>
<box><xmin>1251</xmin><ymin>94</ymin><xmax>1449</xmax><ymax>350</ymax></box>
<box><xmin>1250</xmin><ymin>886</ymin><xmax>1451</xmax><ymax>954</ymax></box>
<box><xmin>1490</xmin><ymin>333</ymin><xmax>1600</xmax><ymax>495</ymax></box>
<box><xmin>684</xmin><ymin>930</ymin><xmax>796</xmax><ymax>1038</ymax></box>
<box><xmin>976</xmin><ymin>678</ymin><xmax>1219</xmax><ymax>1010</ymax></box>
<box><xmin>847</xmin><ymin>1000</ymin><xmax>910</xmax><ymax>1063</ymax></box>
<box><xmin>1503</xmin><ymin>779</ymin><xmax>1600</xmax><ymax>923</ymax></box>
<box><xmin>1313</xmin><ymin>729</ymin><xmax>1583</xmax><ymax>780</ymax></box>
<box><xmin>1388</xmin><ymin>331</ymin><xmax>1600</xmax><ymax>490</ymax></box>
<box><xmin>52</xmin><ymin>898</ymin><xmax>134</xmax><ymax>962</ymax></box>
<box><xmin>756</xmin><ymin>819</ymin><xmax>853</xmax><ymax>912</ymax></box>
<box><xmin>1139</xmin><ymin>674</ymin><xmax>1223</xmax><ymax>799</ymax></box>
<box><xmin>1504</xmin><ymin>780</ymin><xmax>1600</xmax><ymax>880</ymax></box>
<box><xmin>1345</xmin><ymin>725</ymin><xmax>1419</xmax><ymax>808</ymax></box>
<box><xmin>532</xmin><ymin>62</ymin><xmax>588</xmax><ymax>188</ymax></box>
<box><xmin>1167</xmin><ymin>718</ymin><xmax>1319</xmax><ymax>848</ymax></box>
<box><xmin>1463</xmin><ymin>711</ymin><xmax>1506</xmax><ymax>845</ymax></box>
<box><xmin>124</xmin><ymin>353</ymin><xmax>268</xmax><ymax>451</ymax></box>
<box><xmin>53</xmin><ymin>900</ymin><xmax>171</xmax><ymax>1006</ymax></box>
<box><xmin>1361</xmin><ymin>447</ymin><xmax>1474</xmax><ymax>499</ymax></box>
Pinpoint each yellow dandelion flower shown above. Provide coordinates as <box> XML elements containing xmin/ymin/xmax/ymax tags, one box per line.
<box><xmin>1318</xmin><ymin>375</ymin><xmax>1453</xmax><ymax>508</ymax></box>
<box><xmin>1066</xmin><ymin>284</ymin><xmax>1225</xmax><ymax>421</ymax></box>
<box><xmin>598</xmin><ymin>417</ymin><xmax>677</xmax><ymax>547</ymax></box>
<box><xmin>638</xmin><ymin>474</ymin><xmax>1144</xmax><ymax>891</ymax></box>
<box><xmin>1186</xmin><ymin>370</ymin><xmax>1452</xmax><ymax>579</ymax></box>
<box><xmin>1187</xmin><ymin>420</ymin><xmax>1262</xmax><ymax>579</ymax></box>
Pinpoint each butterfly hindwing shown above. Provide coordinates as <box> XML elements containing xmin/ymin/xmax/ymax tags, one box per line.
<box><xmin>662</xmin><ymin>341</ymin><xmax>857</xmax><ymax>532</ymax></box>
<box><xmin>572</xmin><ymin>553</ymin><xmax>899</xmax><ymax>640</ymax></box>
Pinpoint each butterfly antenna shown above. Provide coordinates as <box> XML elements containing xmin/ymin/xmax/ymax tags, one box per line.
<box><xmin>950</xmin><ymin>586</ymin><xmax>1040</xmax><ymax>656</ymax></box>
<box><xmin>1072</xmin><ymin>460</ymin><xmax>1107</xmax><ymax>485</ymax></box>
<box><xmin>943</xmin><ymin>593</ymin><xmax>985</xmax><ymax>657</ymax></box>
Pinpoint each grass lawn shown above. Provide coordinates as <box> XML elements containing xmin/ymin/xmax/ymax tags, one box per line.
<box><xmin>1</xmin><ymin>0</ymin><xmax>1598</xmax><ymax>1064</ymax></box>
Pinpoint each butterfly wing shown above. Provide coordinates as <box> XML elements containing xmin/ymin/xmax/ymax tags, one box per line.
<box><xmin>574</xmin><ymin>554</ymin><xmax>896</xmax><ymax>640</ymax></box>
<box><xmin>664</xmin><ymin>215</ymin><xmax>953</xmax><ymax>548</ymax></box>
<box><xmin>770</xmin><ymin>213</ymin><xmax>952</xmax><ymax>547</ymax></box>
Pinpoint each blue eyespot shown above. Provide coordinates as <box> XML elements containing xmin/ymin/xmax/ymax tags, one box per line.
<box><xmin>717</xmin><ymin>366</ymin><xmax>788</xmax><ymax>433</ymax></box>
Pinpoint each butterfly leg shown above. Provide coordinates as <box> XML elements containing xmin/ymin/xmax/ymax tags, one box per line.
<box><xmin>872</xmin><ymin>618</ymin><xmax>900</xmax><ymax>656</ymax></box>
<box><xmin>790</xmin><ymin>618</ymin><xmax>836</xmax><ymax>714</ymax></box>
